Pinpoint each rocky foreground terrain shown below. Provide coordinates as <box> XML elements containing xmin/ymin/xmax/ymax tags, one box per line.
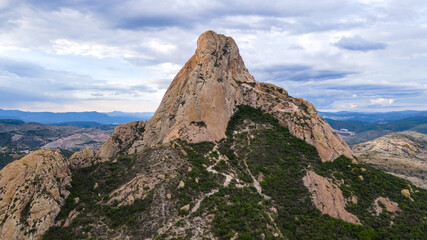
<box><xmin>0</xmin><ymin>31</ymin><xmax>425</xmax><ymax>239</ymax></box>
<box><xmin>352</xmin><ymin>131</ymin><xmax>427</xmax><ymax>189</ymax></box>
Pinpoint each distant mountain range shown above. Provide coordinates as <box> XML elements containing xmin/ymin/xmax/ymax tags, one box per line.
<box><xmin>0</xmin><ymin>109</ymin><xmax>154</xmax><ymax>125</ymax></box>
<box><xmin>2</xmin><ymin>109</ymin><xmax>426</xmax><ymax>127</ymax></box>
<box><xmin>319</xmin><ymin>111</ymin><xmax>427</xmax><ymax>145</ymax></box>
<box><xmin>319</xmin><ymin>110</ymin><xmax>427</xmax><ymax>122</ymax></box>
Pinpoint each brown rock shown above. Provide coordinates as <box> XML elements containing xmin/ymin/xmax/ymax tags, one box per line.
<box><xmin>180</xmin><ymin>204</ymin><xmax>190</xmax><ymax>212</ymax></box>
<box><xmin>98</xmin><ymin>30</ymin><xmax>353</xmax><ymax>162</ymax></box>
<box><xmin>69</xmin><ymin>148</ymin><xmax>94</xmax><ymax>169</ymax></box>
<box><xmin>303</xmin><ymin>170</ymin><xmax>361</xmax><ymax>225</ymax></box>
<box><xmin>97</xmin><ymin>121</ymin><xmax>146</xmax><ymax>158</ymax></box>
<box><xmin>374</xmin><ymin>197</ymin><xmax>400</xmax><ymax>215</ymax></box>
<box><xmin>350</xmin><ymin>195</ymin><xmax>358</xmax><ymax>204</ymax></box>
<box><xmin>0</xmin><ymin>149</ymin><xmax>73</xmax><ymax>239</ymax></box>
<box><xmin>157</xmin><ymin>174</ymin><xmax>165</xmax><ymax>180</ymax></box>
<box><xmin>178</xmin><ymin>180</ymin><xmax>185</xmax><ymax>188</ymax></box>
<box><xmin>352</xmin><ymin>131</ymin><xmax>427</xmax><ymax>189</ymax></box>
<box><xmin>63</xmin><ymin>209</ymin><xmax>79</xmax><ymax>227</ymax></box>
<box><xmin>401</xmin><ymin>189</ymin><xmax>414</xmax><ymax>201</ymax></box>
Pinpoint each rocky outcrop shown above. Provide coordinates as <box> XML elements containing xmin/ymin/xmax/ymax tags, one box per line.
<box><xmin>373</xmin><ymin>197</ymin><xmax>400</xmax><ymax>216</ymax></box>
<box><xmin>303</xmin><ymin>170</ymin><xmax>361</xmax><ymax>225</ymax></box>
<box><xmin>0</xmin><ymin>149</ymin><xmax>73</xmax><ymax>239</ymax></box>
<box><xmin>107</xmin><ymin>148</ymin><xmax>186</xmax><ymax>206</ymax></box>
<box><xmin>100</xmin><ymin>30</ymin><xmax>353</xmax><ymax>162</ymax></box>
<box><xmin>352</xmin><ymin>131</ymin><xmax>427</xmax><ymax>189</ymax></box>
<box><xmin>97</xmin><ymin>120</ymin><xmax>146</xmax><ymax>158</ymax></box>
<box><xmin>69</xmin><ymin>148</ymin><xmax>95</xmax><ymax>169</ymax></box>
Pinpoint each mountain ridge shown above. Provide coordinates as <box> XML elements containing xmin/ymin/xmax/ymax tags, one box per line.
<box><xmin>98</xmin><ymin>30</ymin><xmax>353</xmax><ymax>162</ymax></box>
<box><xmin>0</xmin><ymin>30</ymin><xmax>426</xmax><ymax>240</ymax></box>
<box><xmin>0</xmin><ymin>109</ymin><xmax>153</xmax><ymax>125</ymax></box>
<box><xmin>352</xmin><ymin>131</ymin><xmax>427</xmax><ymax>189</ymax></box>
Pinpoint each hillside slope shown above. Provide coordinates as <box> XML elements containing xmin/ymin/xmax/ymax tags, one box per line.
<box><xmin>40</xmin><ymin>106</ymin><xmax>427</xmax><ymax>239</ymax></box>
<box><xmin>352</xmin><ymin>131</ymin><xmax>427</xmax><ymax>189</ymax></box>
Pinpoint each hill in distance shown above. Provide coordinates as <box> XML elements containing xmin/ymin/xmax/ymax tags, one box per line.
<box><xmin>0</xmin><ymin>31</ymin><xmax>425</xmax><ymax>240</ymax></box>
<box><xmin>352</xmin><ymin>131</ymin><xmax>427</xmax><ymax>189</ymax></box>
<box><xmin>319</xmin><ymin>110</ymin><xmax>427</xmax><ymax>122</ymax></box>
<box><xmin>320</xmin><ymin>112</ymin><xmax>427</xmax><ymax>145</ymax></box>
<box><xmin>0</xmin><ymin>109</ymin><xmax>154</xmax><ymax>125</ymax></box>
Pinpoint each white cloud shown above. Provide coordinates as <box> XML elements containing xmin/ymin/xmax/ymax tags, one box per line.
<box><xmin>370</xmin><ymin>98</ymin><xmax>394</xmax><ymax>105</ymax></box>
<box><xmin>146</xmin><ymin>40</ymin><xmax>177</xmax><ymax>55</ymax></box>
<box><xmin>50</xmin><ymin>39</ymin><xmax>141</xmax><ymax>59</ymax></box>
<box><xmin>0</xmin><ymin>0</ymin><xmax>427</xmax><ymax>112</ymax></box>
<box><xmin>349</xmin><ymin>103</ymin><xmax>358</xmax><ymax>109</ymax></box>
<box><xmin>0</xmin><ymin>0</ymin><xmax>9</xmax><ymax>9</ymax></box>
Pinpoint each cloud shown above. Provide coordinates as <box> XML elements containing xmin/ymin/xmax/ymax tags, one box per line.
<box><xmin>0</xmin><ymin>57</ymin><xmax>161</xmax><ymax>111</ymax></box>
<box><xmin>253</xmin><ymin>64</ymin><xmax>354</xmax><ymax>82</ymax></box>
<box><xmin>370</xmin><ymin>98</ymin><xmax>394</xmax><ymax>105</ymax></box>
<box><xmin>334</xmin><ymin>36</ymin><xmax>387</xmax><ymax>51</ymax></box>
<box><xmin>0</xmin><ymin>0</ymin><xmax>10</xmax><ymax>9</ymax></box>
<box><xmin>325</xmin><ymin>84</ymin><xmax>425</xmax><ymax>97</ymax></box>
<box><xmin>1</xmin><ymin>0</ymin><xmax>427</xmax><ymax>112</ymax></box>
<box><xmin>50</xmin><ymin>39</ymin><xmax>140</xmax><ymax>59</ymax></box>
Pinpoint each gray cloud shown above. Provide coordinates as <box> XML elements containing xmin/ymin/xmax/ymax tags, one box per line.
<box><xmin>334</xmin><ymin>36</ymin><xmax>387</xmax><ymax>51</ymax></box>
<box><xmin>253</xmin><ymin>65</ymin><xmax>354</xmax><ymax>82</ymax></box>
<box><xmin>0</xmin><ymin>0</ymin><xmax>426</xmax><ymax>112</ymax></box>
<box><xmin>0</xmin><ymin>58</ymin><xmax>157</xmax><ymax>104</ymax></box>
<box><xmin>325</xmin><ymin>84</ymin><xmax>425</xmax><ymax>97</ymax></box>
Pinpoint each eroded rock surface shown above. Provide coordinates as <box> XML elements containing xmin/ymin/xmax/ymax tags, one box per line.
<box><xmin>99</xmin><ymin>30</ymin><xmax>353</xmax><ymax>162</ymax></box>
<box><xmin>0</xmin><ymin>149</ymin><xmax>73</xmax><ymax>239</ymax></box>
<box><xmin>97</xmin><ymin>120</ymin><xmax>146</xmax><ymax>158</ymax></box>
<box><xmin>303</xmin><ymin>170</ymin><xmax>361</xmax><ymax>225</ymax></box>
<box><xmin>352</xmin><ymin>131</ymin><xmax>427</xmax><ymax>189</ymax></box>
<box><xmin>69</xmin><ymin>148</ymin><xmax>95</xmax><ymax>169</ymax></box>
<box><xmin>373</xmin><ymin>197</ymin><xmax>400</xmax><ymax>215</ymax></box>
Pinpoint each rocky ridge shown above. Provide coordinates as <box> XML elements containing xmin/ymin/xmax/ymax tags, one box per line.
<box><xmin>98</xmin><ymin>30</ymin><xmax>353</xmax><ymax>162</ymax></box>
<box><xmin>0</xmin><ymin>149</ymin><xmax>89</xmax><ymax>239</ymax></box>
<box><xmin>352</xmin><ymin>131</ymin><xmax>427</xmax><ymax>189</ymax></box>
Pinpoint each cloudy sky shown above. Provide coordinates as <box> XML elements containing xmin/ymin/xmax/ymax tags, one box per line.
<box><xmin>0</xmin><ymin>0</ymin><xmax>426</xmax><ymax>113</ymax></box>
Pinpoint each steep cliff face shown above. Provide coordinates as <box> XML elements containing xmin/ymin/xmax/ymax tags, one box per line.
<box><xmin>0</xmin><ymin>149</ymin><xmax>88</xmax><ymax>239</ymax></box>
<box><xmin>99</xmin><ymin>30</ymin><xmax>353</xmax><ymax>162</ymax></box>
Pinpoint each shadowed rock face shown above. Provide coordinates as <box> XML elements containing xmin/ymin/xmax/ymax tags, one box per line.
<box><xmin>98</xmin><ymin>30</ymin><xmax>353</xmax><ymax>162</ymax></box>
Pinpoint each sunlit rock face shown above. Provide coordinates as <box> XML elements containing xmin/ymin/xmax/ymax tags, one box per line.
<box><xmin>99</xmin><ymin>30</ymin><xmax>353</xmax><ymax>162</ymax></box>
